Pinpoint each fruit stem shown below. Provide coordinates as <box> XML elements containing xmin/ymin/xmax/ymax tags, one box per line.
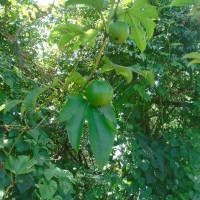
<box><xmin>114</xmin><ymin>0</ymin><xmax>120</xmax><ymax>18</ymax></box>
<box><xmin>82</xmin><ymin>34</ymin><xmax>107</xmax><ymax>90</ymax></box>
<box><xmin>99</xmin><ymin>11</ymin><xmax>108</xmax><ymax>33</ymax></box>
<box><xmin>95</xmin><ymin>35</ymin><xmax>107</xmax><ymax>71</ymax></box>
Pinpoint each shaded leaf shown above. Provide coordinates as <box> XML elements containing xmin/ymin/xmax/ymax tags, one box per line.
<box><xmin>5</xmin><ymin>155</ymin><xmax>37</xmax><ymax>175</ymax></box>
<box><xmin>23</xmin><ymin>87</ymin><xmax>48</xmax><ymax>109</ymax></box>
<box><xmin>16</xmin><ymin>174</ymin><xmax>34</xmax><ymax>193</ymax></box>
<box><xmin>59</xmin><ymin>94</ymin><xmax>88</xmax><ymax>152</ymax></box>
<box><xmin>99</xmin><ymin>105</ymin><xmax>117</xmax><ymax>128</ymax></box>
<box><xmin>3</xmin><ymin>100</ymin><xmax>22</xmax><ymax>114</ymax></box>
<box><xmin>38</xmin><ymin>178</ymin><xmax>57</xmax><ymax>199</ymax></box>
<box><xmin>88</xmin><ymin>106</ymin><xmax>116</xmax><ymax>169</ymax></box>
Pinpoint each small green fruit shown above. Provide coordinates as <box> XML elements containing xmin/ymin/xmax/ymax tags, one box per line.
<box><xmin>85</xmin><ymin>80</ymin><xmax>113</xmax><ymax>107</ymax></box>
<box><xmin>109</xmin><ymin>20</ymin><xmax>130</xmax><ymax>44</ymax></box>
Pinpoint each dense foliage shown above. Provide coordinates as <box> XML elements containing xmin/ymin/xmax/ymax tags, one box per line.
<box><xmin>0</xmin><ymin>0</ymin><xmax>200</xmax><ymax>199</ymax></box>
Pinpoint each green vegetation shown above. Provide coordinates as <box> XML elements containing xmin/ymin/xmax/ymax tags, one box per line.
<box><xmin>0</xmin><ymin>0</ymin><xmax>200</xmax><ymax>199</ymax></box>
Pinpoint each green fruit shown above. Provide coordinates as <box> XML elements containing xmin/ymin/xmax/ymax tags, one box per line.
<box><xmin>85</xmin><ymin>80</ymin><xmax>113</xmax><ymax>107</ymax></box>
<box><xmin>108</xmin><ymin>20</ymin><xmax>130</xmax><ymax>44</ymax></box>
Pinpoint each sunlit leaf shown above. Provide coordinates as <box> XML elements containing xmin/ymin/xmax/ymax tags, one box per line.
<box><xmin>65</xmin><ymin>0</ymin><xmax>105</xmax><ymax>12</ymax></box>
<box><xmin>183</xmin><ymin>52</ymin><xmax>200</xmax><ymax>66</ymax></box>
<box><xmin>182</xmin><ymin>52</ymin><xmax>200</xmax><ymax>59</ymax></box>
<box><xmin>171</xmin><ymin>0</ymin><xmax>199</xmax><ymax>6</ymax></box>
<box><xmin>102</xmin><ymin>57</ymin><xmax>133</xmax><ymax>83</ymax></box>
<box><xmin>119</xmin><ymin>0</ymin><xmax>158</xmax><ymax>52</ymax></box>
<box><xmin>131</xmin><ymin>69</ymin><xmax>155</xmax><ymax>87</ymax></box>
<box><xmin>65</xmin><ymin>71</ymin><xmax>86</xmax><ymax>86</ymax></box>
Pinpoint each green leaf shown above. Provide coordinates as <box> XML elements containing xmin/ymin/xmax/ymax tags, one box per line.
<box><xmin>102</xmin><ymin>58</ymin><xmax>155</xmax><ymax>86</ymax></box>
<box><xmin>102</xmin><ymin>57</ymin><xmax>133</xmax><ymax>83</ymax></box>
<box><xmin>131</xmin><ymin>69</ymin><xmax>155</xmax><ymax>87</ymax></box>
<box><xmin>16</xmin><ymin>174</ymin><xmax>34</xmax><ymax>193</ymax></box>
<box><xmin>65</xmin><ymin>0</ymin><xmax>104</xmax><ymax>12</ymax></box>
<box><xmin>0</xmin><ymin>104</ymin><xmax>6</xmax><ymax>112</ymax></box>
<box><xmin>72</xmin><ymin>29</ymin><xmax>99</xmax><ymax>50</ymax></box>
<box><xmin>182</xmin><ymin>52</ymin><xmax>200</xmax><ymax>59</ymax></box>
<box><xmin>49</xmin><ymin>24</ymin><xmax>83</xmax><ymax>39</ymax></box>
<box><xmin>23</xmin><ymin>87</ymin><xmax>48</xmax><ymax>109</ymax></box>
<box><xmin>49</xmin><ymin>23</ymin><xmax>84</xmax><ymax>48</ymax></box>
<box><xmin>183</xmin><ymin>52</ymin><xmax>200</xmax><ymax>66</ymax></box>
<box><xmin>3</xmin><ymin>100</ymin><xmax>22</xmax><ymax>114</ymax></box>
<box><xmin>65</xmin><ymin>71</ymin><xmax>86</xmax><ymax>86</ymax></box>
<box><xmin>58</xmin><ymin>33</ymin><xmax>76</xmax><ymax>49</ymax></box>
<box><xmin>119</xmin><ymin>0</ymin><xmax>158</xmax><ymax>52</ymax></box>
<box><xmin>38</xmin><ymin>178</ymin><xmax>57</xmax><ymax>199</ymax></box>
<box><xmin>171</xmin><ymin>0</ymin><xmax>199</xmax><ymax>6</ymax></box>
<box><xmin>59</xmin><ymin>94</ymin><xmax>88</xmax><ymax>152</ymax></box>
<box><xmin>82</xmin><ymin>29</ymin><xmax>99</xmax><ymax>46</ymax></box>
<box><xmin>5</xmin><ymin>155</ymin><xmax>37</xmax><ymax>175</ymax></box>
<box><xmin>4</xmin><ymin>78</ymin><xmax>14</xmax><ymax>88</ymax></box>
<box><xmin>99</xmin><ymin>105</ymin><xmax>117</xmax><ymax>128</ymax></box>
<box><xmin>188</xmin><ymin>59</ymin><xmax>200</xmax><ymax>66</ymax></box>
<box><xmin>44</xmin><ymin>167</ymin><xmax>74</xmax><ymax>183</ymax></box>
<box><xmin>87</xmin><ymin>106</ymin><xmax>116</xmax><ymax>169</ymax></box>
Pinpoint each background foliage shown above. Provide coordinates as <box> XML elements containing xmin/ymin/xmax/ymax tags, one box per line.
<box><xmin>0</xmin><ymin>0</ymin><xmax>200</xmax><ymax>199</ymax></box>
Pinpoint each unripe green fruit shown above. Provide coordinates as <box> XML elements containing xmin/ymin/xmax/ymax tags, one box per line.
<box><xmin>85</xmin><ymin>80</ymin><xmax>113</xmax><ymax>107</ymax></box>
<box><xmin>108</xmin><ymin>20</ymin><xmax>130</xmax><ymax>44</ymax></box>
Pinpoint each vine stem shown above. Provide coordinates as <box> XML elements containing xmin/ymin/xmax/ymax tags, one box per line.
<box><xmin>94</xmin><ymin>35</ymin><xmax>107</xmax><ymax>70</ymax></box>
<box><xmin>8</xmin><ymin>128</ymin><xmax>27</xmax><ymax>156</ymax></box>
<box><xmin>3</xmin><ymin>180</ymin><xmax>16</xmax><ymax>200</ymax></box>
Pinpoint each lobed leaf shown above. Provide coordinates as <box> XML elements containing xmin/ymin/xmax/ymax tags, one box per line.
<box><xmin>119</xmin><ymin>0</ymin><xmax>158</xmax><ymax>52</ymax></box>
<box><xmin>88</xmin><ymin>106</ymin><xmax>116</xmax><ymax>169</ymax></box>
<box><xmin>102</xmin><ymin>57</ymin><xmax>155</xmax><ymax>86</ymax></box>
<box><xmin>38</xmin><ymin>178</ymin><xmax>57</xmax><ymax>199</ymax></box>
<box><xmin>59</xmin><ymin>94</ymin><xmax>88</xmax><ymax>152</ymax></box>
<box><xmin>102</xmin><ymin>57</ymin><xmax>133</xmax><ymax>83</ymax></box>
<box><xmin>5</xmin><ymin>155</ymin><xmax>37</xmax><ymax>175</ymax></box>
